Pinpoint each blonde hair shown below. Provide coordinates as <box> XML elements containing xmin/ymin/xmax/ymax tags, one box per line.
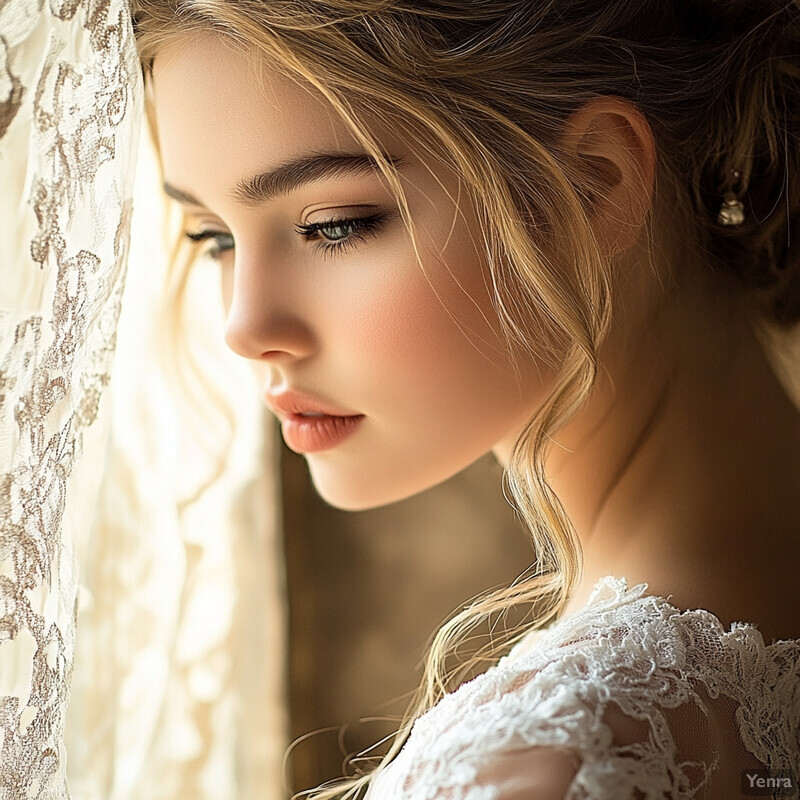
<box><xmin>133</xmin><ymin>1</ymin><xmax>800</xmax><ymax>796</ymax></box>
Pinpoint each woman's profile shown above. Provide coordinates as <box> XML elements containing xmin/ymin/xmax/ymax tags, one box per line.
<box><xmin>133</xmin><ymin>1</ymin><xmax>800</xmax><ymax>797</ymax></box>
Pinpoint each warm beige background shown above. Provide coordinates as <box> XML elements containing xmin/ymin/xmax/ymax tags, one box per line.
<box><xmin>279</xmin><ymin>444</ymin><xmax>533</xmax><ymax>795</ymax></box>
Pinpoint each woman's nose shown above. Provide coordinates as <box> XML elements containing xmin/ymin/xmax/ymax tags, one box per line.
<box><xmin>221</xmin><ymin>255</ymin><xmax>315</xmax><ymax>362</ymax></box>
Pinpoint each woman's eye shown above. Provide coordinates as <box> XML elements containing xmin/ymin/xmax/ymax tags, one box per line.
<box><xmin>184</xmin><ymin>229</ymin><xmax>235</xmax><ymax>258</ymax></box>
<box><xmin>183</xmin><ymin>212</ymin><xmax>390</xmax><ymax>262</ymax></box>
<box><xmin>316</xmin><ymin>222</ymin><xmax>356</xmax><ymax>241</ymax></box>
<box><xmin>295</xmin><ymin>212</ymin><xmax>388</xmax><ymax>255</ymax></box>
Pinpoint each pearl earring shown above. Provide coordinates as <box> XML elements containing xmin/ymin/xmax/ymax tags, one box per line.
<box><xmin>717</xmin><ymin>170</ymin><xmax>745</xmax><ymax>227</ymax></box>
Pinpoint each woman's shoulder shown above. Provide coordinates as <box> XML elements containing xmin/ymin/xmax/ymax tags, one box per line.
<box><xmin>502</xmin><ymin>572</ymin><xmax>800</xmax><ymax>666</ymax></box>
<box><xmin>367</xmin><ymin>575</ymin><xmax>800</xmax><ymax>800</ymax></box>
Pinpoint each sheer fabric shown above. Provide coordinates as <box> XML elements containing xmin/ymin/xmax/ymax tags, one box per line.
<box><xmin>365</xmin><ymin>575</ymin><xmax>800</xmax><ymax>799</ymax></box>
<box><xmin>63</xmin><ymin>127</ymin><xmax>289</xmax><ymax>800</ymax></box>
<box><xmin>1</xmin><ymin>3</ymin><xmax>288</xmax><ymax>798</ymax></box>
<box><xmin>0</xmin><ymin>1</ymin><xmax>141</xmax><ymax>796</ymax></box>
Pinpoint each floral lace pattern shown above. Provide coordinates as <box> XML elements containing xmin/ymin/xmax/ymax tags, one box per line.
<box><xmin>0</xmin><ymin>1</ymin><xmax>141</xmax><ymax>797</ymax></box>
<box><xmin>366</xmin><ymin>575</ymin><xmax>800</xmax><ymax>799</ymax></box>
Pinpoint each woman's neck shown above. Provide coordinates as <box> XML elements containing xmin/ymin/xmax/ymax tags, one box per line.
<box><xmin>504</xmin><ymin>267</ymin><xmax>800</xmax><ymax>641</ymax></box>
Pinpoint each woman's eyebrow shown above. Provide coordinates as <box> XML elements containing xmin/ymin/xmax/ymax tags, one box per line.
<box><xmin>162</xmin><ymin>151</ymin><xmax>405</xmax><ymax>207</ymax></box>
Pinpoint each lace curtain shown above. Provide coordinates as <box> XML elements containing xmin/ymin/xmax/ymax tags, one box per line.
<box><xmin>1</xmin><ymin>2</ymin><xmax>288</xmax><ymax>798</ymax></box>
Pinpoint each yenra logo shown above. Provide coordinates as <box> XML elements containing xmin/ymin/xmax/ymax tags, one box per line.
<box><xmin>746</xmin><ymin>774</ymin><xmax>793</xmax><ymax>789</ymax></box>
<box><xmin>741</xmin><ymin>769</ymin><xmax>796</xmax><ymax>797</ymax></box>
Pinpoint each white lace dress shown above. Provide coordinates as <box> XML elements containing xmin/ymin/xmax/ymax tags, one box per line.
<box><xmin>365</xmin><ymin>575</ymin><xmax>800</xmax><ymax>799</ymax></box>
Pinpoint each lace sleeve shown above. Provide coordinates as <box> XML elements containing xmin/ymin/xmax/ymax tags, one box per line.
<box><xmin>366</xmin><ymin>578</ymin><xmax>798</xmax><ymax>800</ymax></box>
<box><xmin>467</xmin><ymin>681</ymin><xmax>724</xmax><ymax>800</ymax></box>
<box><xmin>368</xmin><ymin>634</ymin><xmax>721</xmax><ymax>800</ymax></box>
<box><xmin>0</xmin><ymin>1</ymin><xmax>141</xmax><ymax>797</ymax></box>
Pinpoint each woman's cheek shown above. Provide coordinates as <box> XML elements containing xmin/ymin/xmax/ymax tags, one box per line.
<box><xmin>329</xmin><ymin>258</ymin><xmax>451</xmax><ymax>413</ymax></box>
<box><xmin>339</xmin><ymin>247</ymin><xmax>518</xmax><ymax>430</ymax></box>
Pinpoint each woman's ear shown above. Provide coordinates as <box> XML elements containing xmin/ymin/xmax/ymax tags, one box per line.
<box><xmin>560</xmin><ymin>96</ymin><xmax>656</xmax><ymax>256</ymax></box>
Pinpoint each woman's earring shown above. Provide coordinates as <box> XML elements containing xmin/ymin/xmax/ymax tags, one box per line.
<box><xmin>717</xmin><ymin>170</ymin><xmax>745</xmax><ymax>227</ymax></box>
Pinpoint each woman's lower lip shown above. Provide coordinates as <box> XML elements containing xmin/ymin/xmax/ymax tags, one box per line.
<box><xmin>281</xmin><ymin>413</ymin><xmax>365</xmax><ymax>453</ymax></box>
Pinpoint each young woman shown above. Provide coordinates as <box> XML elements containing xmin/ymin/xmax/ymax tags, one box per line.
<box><xmin>134</xmin><ymin>1</ymin><xmax>800</xmax><ymax>797</ymax></box>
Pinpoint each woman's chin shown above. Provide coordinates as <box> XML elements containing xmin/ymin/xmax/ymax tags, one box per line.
<box><xmin>304</xmin><ymin>445</ymin><xmax>501</xmax><ymax>511</ymax></box>
<box><xmin>304</xmin><ymin>458</ymin><xmax>454</xmax><ymax>511</ymax></box>
<box><xmin>308</xmin><ymin>473</ymin><xmax>422</xmax><ymax>511</ymax></box>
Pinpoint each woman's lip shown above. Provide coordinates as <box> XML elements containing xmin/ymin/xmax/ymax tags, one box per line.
<box><xmin>264</xmin><ymin>389</ymin><xmax>365</xmax><ymax>451</ymax></box>
<box><xmin>281</xmin><ymin>413</ymin><xmax>365</xmax><ymax>453</ymax></box>
<box><xmin>264</xmin><ymin>388</ymin><xmax>361</xmax><ymax>419</ymax></box>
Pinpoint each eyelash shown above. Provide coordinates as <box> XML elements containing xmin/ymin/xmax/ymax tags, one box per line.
<box><xmin>184</xmin><ymin>230</ymin><xmax>235</xmax><ymax>259</ymax></box>
<box><xmin>183</xmin><ymin>212</ymin><xmax>388</xmax><ymax>261</ymax></box>
<box><xmin>295</xmin><ymin>213</ymin><xmax>387</xmax><ymax>258</ymax></box>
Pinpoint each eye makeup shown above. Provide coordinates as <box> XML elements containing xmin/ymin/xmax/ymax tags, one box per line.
<box><xmin>184</xmin><ymin>229</ymin><xmax>235</xmax><ymax>259</ymax></box>
<box><xmin>184</xmin><ymin>209</ymin><xmax>396</xmax><ymax>261</ymax></box>
<box><xmin>294</xmin><ymin>211</ymin><xmax>390</xmax><ymax>257</ymax></box>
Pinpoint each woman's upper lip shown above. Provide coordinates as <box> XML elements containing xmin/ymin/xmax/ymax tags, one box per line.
<box><xmin>264</xmin><ymin>389</ymin><xmax>363</xmax><ymax>419</ymax></box>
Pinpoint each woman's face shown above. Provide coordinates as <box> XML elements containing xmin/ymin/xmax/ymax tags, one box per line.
<box><xmin>152</xmin><ymin>34</ymin><xmax>551</xmax><ymax>510</ymax></box>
